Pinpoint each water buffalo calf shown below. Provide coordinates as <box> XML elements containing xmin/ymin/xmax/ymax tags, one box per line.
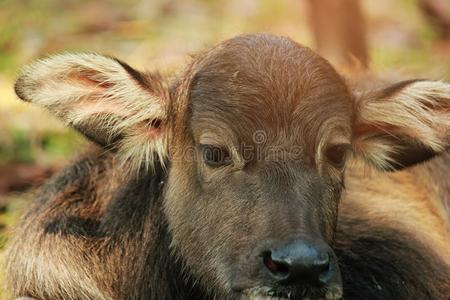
<box><xmin>5</xmin><ymin>34</ymin><xmax>450</xmax><ymax>300</ymax></box>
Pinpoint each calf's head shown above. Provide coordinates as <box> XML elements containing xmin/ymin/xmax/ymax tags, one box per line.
<box><xmin>15</xmin><ymin>34</ymin><xmax>450</xmax><ymax>299</ymax></box>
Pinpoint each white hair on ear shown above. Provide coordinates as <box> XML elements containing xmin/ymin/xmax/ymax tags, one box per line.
<box><xmin>15</xmin><ymin>53</ymin><xmax>168</xmax><ymax>173</ymax></box>
<box><xmin>352</xmin><ymin>136</ymin><xmax>402</xmax><ymax>170</ymax></box>
<box><xmin>353</xmin><ymin>80</ymin><xmax>450</xmax><ymax>170</ymax></box>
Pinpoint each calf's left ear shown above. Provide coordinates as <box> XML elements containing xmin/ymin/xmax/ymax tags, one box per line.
<box><xmin>352</xmin><ymin>80</ymin><xmax>450</xmax><ymax>170</ymax></box>
<box><xmin>14</xmin><ymin>53</ymin><xmax>169</xmax><ymax>171</ymax></box>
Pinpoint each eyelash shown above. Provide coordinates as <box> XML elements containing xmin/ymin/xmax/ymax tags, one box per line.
<box><xmin>200</xmin><ymin>144</ymin><xmax>233</xmax><ymax>167</ymax></box>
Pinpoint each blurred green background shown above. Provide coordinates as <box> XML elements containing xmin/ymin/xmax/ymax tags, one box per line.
<box><xmin>1</xmin><ymin>0</ymin><xmax>450</xmax><ymax>297</ymax></box>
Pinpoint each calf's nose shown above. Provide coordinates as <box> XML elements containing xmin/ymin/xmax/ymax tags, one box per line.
<box><xmin>262</xmin><ymin>239</ymin><xmax>332</xmax><ymax>286</ymax></box>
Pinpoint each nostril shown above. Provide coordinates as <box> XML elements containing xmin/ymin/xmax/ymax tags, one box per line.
<box><xmin>262</xmin><ymin>251</ymin><xmax>289</xmax><ymax>277</ymax></box>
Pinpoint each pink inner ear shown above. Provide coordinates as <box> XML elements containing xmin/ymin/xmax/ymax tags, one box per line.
<box><xmin>136</xmin><ymin>119</ymin><xmax>165</xmax><ymax>139</ymax></box>
<box><xmin>65</xmin><ymin>68</ymin><xmax>166</xmax><ymax>141</ymax></box>
<box><xmin>67</xmin><ymin>69</ymin><xmax>114</xmax><ymax>89</ymax></box>
<box><xmin>147</xmin><ymin>119</ymin><xmax>162</xmax><ymax>129</ymax></box>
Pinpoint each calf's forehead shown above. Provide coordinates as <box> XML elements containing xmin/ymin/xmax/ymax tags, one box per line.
<box><xmin>188</xmin><ymin>35</ymin><xmax>354</xmax><ymax>147</ymax></box>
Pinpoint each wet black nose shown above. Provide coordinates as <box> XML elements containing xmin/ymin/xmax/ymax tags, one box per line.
<box><xmin>262</xmin><ymin>240</ymin><xmax>331</xmax><ymax>286</ymax></box>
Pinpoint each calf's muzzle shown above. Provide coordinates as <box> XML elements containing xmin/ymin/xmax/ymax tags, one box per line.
<box><xmin>261</xmin><ymin>239</ymin><xmax>335</xmax><ymax>287</ymax></box>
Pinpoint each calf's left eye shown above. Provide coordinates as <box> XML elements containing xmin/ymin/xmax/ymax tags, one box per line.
<box><xmin>200</xmin><ymin>144</ymin><xmax>232</xmax><ymax>167</ymax></box>
<box><xmin>325</xmin><ymin>144</ymin><xmax>351</xmax><ymax>169</ymax></box>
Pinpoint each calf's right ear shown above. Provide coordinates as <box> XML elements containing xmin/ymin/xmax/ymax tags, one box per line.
<box><xmin>15</xmin><ymin>53</ymin><xmax>169</xmax><ymax>171</ymax></box>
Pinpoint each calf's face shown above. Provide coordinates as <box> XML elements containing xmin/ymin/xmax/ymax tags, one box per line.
<box><xmin>14</xmin><ymin>34</ymin><xmax>450</xmax><ymax>299</ymax></box>
<box><xmin>165</xmin><ymin>35</ymin><xmax>352</xmax><ymax>299</ymax></box>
